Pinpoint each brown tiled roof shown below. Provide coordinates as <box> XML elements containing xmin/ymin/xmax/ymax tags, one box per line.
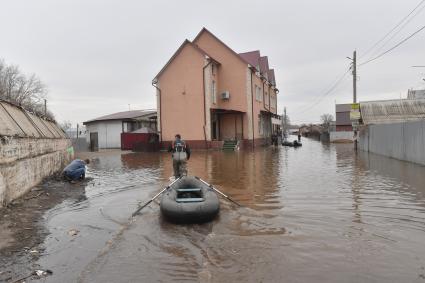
<box><xmin>83</xmin><ymin>110</ymin><xmax>156</xmax><ymax>124</ymax></box>
<box><xmin>157</xmin><ymin>28</ymin><xmax>278</xmax><ymax>88</ymax></box>
<box><xmin>259</xmin><ymin>56</ymin><xmax>269</xmax><ymax>75</ymax></box>
<box><xmin>268</xmin><ymin>69</ymin><xmax>276</xmax><ymax>86</ymax></box>
<box><xmin>239</xmin><ymin>50</ymin><xmax>260</xmax><ymax>68</ymax></box>
<box><xmin>241</xmin><ymin>51</ymin><xmax>276</xmax><ymax>85</ymax></box>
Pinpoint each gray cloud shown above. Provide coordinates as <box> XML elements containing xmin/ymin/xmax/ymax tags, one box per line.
<box><xmin>1</xmin><ymin>0</ymin><xmax>424</xmax><ymax>125</ymax></box>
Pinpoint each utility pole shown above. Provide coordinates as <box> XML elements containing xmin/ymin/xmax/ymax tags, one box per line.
<box><xmin>353</xmin><ymin>50</ymin><xmax>357</xmax><ymax>103</ymax></box>
<box><xmin>347</xmin><ymin>50</ymin><xmax>358</xmax><ymax>150</ymax></box>
<box><xmin>44</xmin><ymin>99</ymin><xmax>47</xmax><ymax>116</ymax></box>
<box><xmin>352</xmin><ymin>50</ymin><xmax>358</xmax><ymax>150</ymax></box>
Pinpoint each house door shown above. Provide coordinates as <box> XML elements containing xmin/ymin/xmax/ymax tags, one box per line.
<box><xmin>90</xmin><ymin>132</ymin><xmax>99</xmax><ymax>152</ymax></box>
<box><xmin>212</xmin><ymin>121</ymin><xmax>217</xmax><ymax>140</ymax></box>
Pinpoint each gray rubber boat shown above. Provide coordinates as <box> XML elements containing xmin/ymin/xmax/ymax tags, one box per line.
<box><xmin>160</xmin><ymin>176</ymin><xmax>220</xmax><ymax>223</ymax></box>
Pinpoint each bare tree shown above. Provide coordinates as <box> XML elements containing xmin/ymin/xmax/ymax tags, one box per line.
<box><xmin>60</xmin><ymin>120</ymin><xmax>72</xmax><ymax>132</ymax></box>
<box><xmin>320</xmin><ymin>113</ymin><xmax>334</xmax><ymax>132</ymax></box>
<box><xmin>0</xmin><ymin>59</ymin><xmax>53</xmax><ymax>119</ymax></box>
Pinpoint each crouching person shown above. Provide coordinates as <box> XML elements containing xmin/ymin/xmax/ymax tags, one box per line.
<box><xmin>63</xmin><ymin>159</ymin><xmax>90</xmax><ymax>182</ymax></box>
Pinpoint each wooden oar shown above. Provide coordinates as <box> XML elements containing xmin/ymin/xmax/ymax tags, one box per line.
<box><xmin>195</xmin><ymin>176</ymin><xmax>242</xmax><ymax>207</ymax></box>
<box><xmin>132</xmin><ymin>176</ymin><xmax>181</xmax><ymax>217</ymax></box>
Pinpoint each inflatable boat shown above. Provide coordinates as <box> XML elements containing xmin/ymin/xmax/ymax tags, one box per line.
<box><xmin>160</xmin><ymin>176</ymin><xmax>220</xmax><ymax>223</ymax></box>
<box><xmin>282</xmin><ymin>140</ymin><xmax>294</xmax><ymax>146</ymax></box>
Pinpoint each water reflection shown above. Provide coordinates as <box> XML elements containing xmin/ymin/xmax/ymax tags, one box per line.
<box><xmin>34</xmin><ymin>138</ymin><xmax>425</xmax><ymax>283</ymax></box>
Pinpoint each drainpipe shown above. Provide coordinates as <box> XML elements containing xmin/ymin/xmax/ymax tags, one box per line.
<box><xmin>152</xmin><ymin>80</ymin><xmax>162</xmax><ymax>143</ymax></box>
<box><xmin>250</xmin><ymin>68</ymin><xmax>255</xmax><ymax>149</ymax></box>
<box><xmin>269</xmin><ymin>83</ymin><xmax>271</xmax><ymax>112</ymax></box>
<box><xmin>202</xmin><ymin>59</ymin><xmax>213</xmax><ymax>149</ymax></box>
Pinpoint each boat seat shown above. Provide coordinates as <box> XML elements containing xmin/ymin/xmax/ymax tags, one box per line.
<box><xmin>176</xmin><ymin>187</ymin><xmax>202</xmax><ymax>193</ymax></box>
<box><xmin>176</xmin><ymin>197</ymin><xmax>204</xmax><ymax>203</ymax></box>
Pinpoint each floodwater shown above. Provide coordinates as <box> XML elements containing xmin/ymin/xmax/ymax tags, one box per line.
<box><xmin>32</xmin><ymin>137</ymin><xmax>425</xmax><ymax>282</ymax></box>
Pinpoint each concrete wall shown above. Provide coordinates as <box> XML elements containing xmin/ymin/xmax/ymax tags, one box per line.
<box><xmin>71</xmin><ymin>137</ymin><xmax>89</xmax><ymax>152</ymax></box>
<box><xmin>359</xmin><ymin>120</ymin><xmax>425</xmax><ymax>165</ymax></box>
<box><xmin>0</xmin><ymin>101</ymin><xmax>72</xmax><ymax>206</ymax></box>
<box><xmin>330</xmin><ymin>131</ymin><xmax>354</xmax><ymax>142</ymax></box>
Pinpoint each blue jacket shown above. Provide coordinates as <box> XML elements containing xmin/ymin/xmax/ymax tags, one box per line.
<box><xmin>63</xmin><ymin>159</ymin><xmax>86</xmax><ymax>175</ymax></box>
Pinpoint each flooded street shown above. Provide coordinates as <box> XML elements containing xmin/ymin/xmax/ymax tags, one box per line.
<box><xmin>7</xmin><ymin>137</ymin><xmax>425</xmax><ymax>282</ymax></box>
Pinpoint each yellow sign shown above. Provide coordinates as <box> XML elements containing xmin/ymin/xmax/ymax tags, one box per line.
<box><xmin>350</xmin><ymin>110</ymin><xmax>360</xmax><ymax>120</ymax></box>
<box><xmin>351</xmin><ymin>103</ymin><xmax>360</xmax><ymax>110</ymax></box>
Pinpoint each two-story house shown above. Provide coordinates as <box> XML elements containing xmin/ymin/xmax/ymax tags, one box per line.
<box><xmin>153</xmin><ymin>28</ymin><xmax>280</xmax><ymax>149</ymax></box>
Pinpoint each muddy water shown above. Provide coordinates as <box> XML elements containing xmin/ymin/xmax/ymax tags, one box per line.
<box><xmin>34</xmin><ymin>137</ymin><xmax>425</xmax><ymax>282</ymax></box>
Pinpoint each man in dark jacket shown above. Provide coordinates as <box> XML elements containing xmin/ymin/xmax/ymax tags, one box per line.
<box><xmin>63</xmin><ymin>159</ymin><xmax>90</xmax><ymax>181</ymax></box>
<box><xmin>168</xmin><ymin>134</ymin><xmax>190</xmax><ymax>178</ymax></box>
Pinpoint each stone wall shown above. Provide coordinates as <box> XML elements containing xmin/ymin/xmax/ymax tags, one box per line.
<box><xmin>0</xmin><ymin>100</ymin><xmax>73</xmax><ymax>206</ymax></box>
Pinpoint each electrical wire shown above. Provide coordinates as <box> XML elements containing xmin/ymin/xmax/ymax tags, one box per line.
<box><xmin>294</xmin><ymin>68</ymin><xmax>351</xmax><ymax>115</ymax></box>
<box><xmin>359</xmin><ymin>24</ymin><xmax>425</xmax><ymax>66</ymax></box>
<box><xmin>365</xmin><ymin>4</ymin><xmax>425</xmax><ymax>61</ymax></box>
<box><xmin>289</xmin><ymin>1</ymin><xmax>425</xmax><ymax>119</ymax></box>
<box><xmin>360</xmin><ymin>0</ymin><xmax>425</xmax><ymax>59</ymax></box>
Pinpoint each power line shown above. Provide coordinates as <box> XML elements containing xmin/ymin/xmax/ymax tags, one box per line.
<box><xmin>365</xmin><ymin>4</ymin><xmax>425</xmax><ymax>61</ymax></box>
<box><xmin>290</xmin><ymin>2</ymin><xmax>425</xmax><ymax>117</ymax></box>
<box><xmin>359</xmin><ymin>24</ymin><xmax>425</xmax><ymax>67</ymax></box>
<box><xmin>360</xmin><ymin>0</ymin><xmax>425</xmax><ymax>59</ymax></box>
<box><xmin>295</xmin><ymin>68</ymin><xmax>351</xmax><ymax>115</ymax></box>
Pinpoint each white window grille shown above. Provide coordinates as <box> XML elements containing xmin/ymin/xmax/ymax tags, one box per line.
<box><xmin>212</xmin><ymin>80</ymin><xmax>217</xmax><ymax>104</ymax></box>
<box><xmin>255</xmin><ymin>85</ymin><xmax>262</xmax><ymax>102</ymax></box>
<box><xmin>271</xmin><ymin>94</ymin><xmax>276</xmax><ymax>108</ymax></box>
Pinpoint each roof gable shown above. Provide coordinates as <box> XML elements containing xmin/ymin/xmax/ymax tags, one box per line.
<box><xmin>259</xmin><ymin>56</ymin><xmax>269</xmax><ymax>75</ymax></box>
<box><xmin>239</xmin><ymin>50</ymin><xmax>260</xmax><ymax>69</ymax></box>
<box><xmin>153</xmin><ymin>39</ymin><xmax>219</xmax><ymax>81</ymax></box>
<box><xmin>268</xmin><ymin>69</ymin><xmax>276</xmax><ymax>86</ymax></box>
<box><xmin>193</xmin><ymin>27</ymin><xmax>251</xmax><ymax>66</ymax></box>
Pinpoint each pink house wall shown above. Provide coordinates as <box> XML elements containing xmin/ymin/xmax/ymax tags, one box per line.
<box><xmin>156</xmin><ymin>29</ymin><xmax>279</xmax><ymax>147</ymax></box>
<box><xmin>194</xmin><ymin>32</ymin><xmax>248</xmax><ymax>113</ymax></box>
<box><xmin>158</xmin><ymin>44</ymin><xmax>205</xmax><ymax>142</ymax></box>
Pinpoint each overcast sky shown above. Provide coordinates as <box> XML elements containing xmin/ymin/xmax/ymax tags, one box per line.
<box><xmin>1</xmin><ymin>0</ymin><xmax>424</xmax><ymax>125</ymax></box>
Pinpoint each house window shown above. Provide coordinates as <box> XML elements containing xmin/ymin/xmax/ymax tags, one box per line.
<box><xmin>255</xmin><ymin>85</ymin><xmax>262</xmax><ymax>102</ymax></box>
<box><xmin>265</xmin><ymin>91</ymin><xmax>269</xmax><ymax>106</ymax></box>
<box><xmin>271</xmin><ymin>94</ymin><xmax>276</xmax><ymax>108</ymax></box>
<box><xmin>212</xmin><ymin>80</ymin><xmax>217</xmax><ymax>104</ymax></box>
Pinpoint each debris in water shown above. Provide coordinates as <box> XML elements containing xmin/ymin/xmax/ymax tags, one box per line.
<box><xmin>34</xmin><ymin>269</ymin><xmax>53</xmax><ymax>277</ymax></box>
<box><xmin>11</xmin><ymin>269</ymin><xmax>53</xmax><ymax>282</ymax></box>
<box><xmin>68</xmin><ymin>229</ymin><xmax>79</xmax><ymax>236</ymax></box>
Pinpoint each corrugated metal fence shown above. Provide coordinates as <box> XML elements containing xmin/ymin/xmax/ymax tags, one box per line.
<box><xmin>0</xmin><ymin>100</ymin><xmax>66</xmax><ymax>138</ymax></box>
<box><xmin>359</xmin><ymin>120</ymin><xmax>425</xmax><ymax>166</ymax></box>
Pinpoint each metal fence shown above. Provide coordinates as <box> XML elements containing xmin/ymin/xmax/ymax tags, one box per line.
<box><xmin>359</xmin><ymin>120</ymin><xmax>425</xmax><ymax>165</ymax></box>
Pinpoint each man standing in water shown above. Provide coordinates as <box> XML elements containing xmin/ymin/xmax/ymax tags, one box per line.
<box><xmin>168</xmin><ymin>134</ymin><xmax>191</xmax><ymax>178</ymax></box>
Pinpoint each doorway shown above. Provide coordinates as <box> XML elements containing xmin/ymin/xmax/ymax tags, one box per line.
<box><xmin>90</xmin><ymin>132</ymin><xmax>99</xmax><ymax>151</ymax></box>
